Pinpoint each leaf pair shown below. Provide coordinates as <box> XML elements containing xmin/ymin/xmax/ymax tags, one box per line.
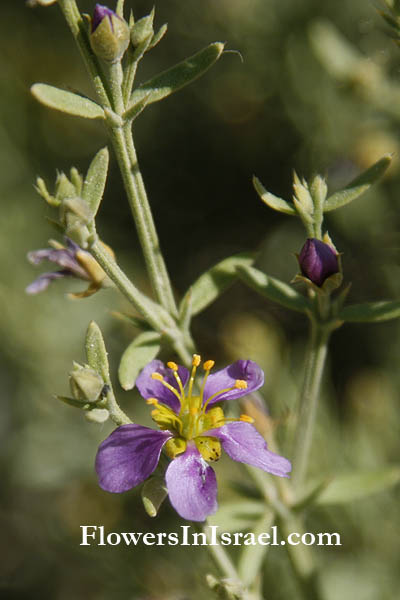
<box><xmin>31</xmin><ymin>42</ymin><xmax>225</xmax><ymax>123</ymax></box>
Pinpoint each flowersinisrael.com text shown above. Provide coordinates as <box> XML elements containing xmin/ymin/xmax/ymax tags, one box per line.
<box><xmin>80</xmin><ymin>525</ymin><xmax>341</xmax><ymax>547</ymax></box>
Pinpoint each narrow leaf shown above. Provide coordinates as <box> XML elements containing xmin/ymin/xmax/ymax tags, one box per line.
<box><xmin>85</xmin><ymin>321</ymin><xmax>111</xmax><ymax>383</ymax></box>
<box><xmin>253</xmin><ymin>176</ymin><xmax>296</xmax><ymax>216</ymax></box>
<box><xmin>316</xmin><ymin>467</ymin><xmax>400</xmax><ymax>505</ymax></box>
<box><xmin>339</xmin><ymin>300</ymin><xmax>400</xmax><ymax>322</ymax></box>
<box><xmin>31</xmin><ymin>84</ymin><xmax>105</xmax><ymax>120</ymax></box>
<box><xmin>324</xmin><ymin>155</ymin><xmax>392</xmax><ymax>212</ymax></box>
<box><xmin>237</xmin><ymin>264</ymin><xmax>312</xmax><ymax>313</ymax></box>
<box><xmin>130</xmin><ymin>42</ymin><xmax>224</xmax><ymax>107</ymax></box>
<box><xmin>181</xmin><ymin>253</ymin><xmax>255</xmax><ymax>317</ymax></box>
<box><xmin>54</xmin><ymin>395</ymin><xmax>89</xmax><ymax>409</ymax></box>
<box><xmin>119</xmin><ymin>331</ymin><xmax>161</xmax><ymax>391</ymax></box>
<box><xmin>82</xmin><ymin>147</ymin><xmax>109</xmax><ymax>217</ymax></box>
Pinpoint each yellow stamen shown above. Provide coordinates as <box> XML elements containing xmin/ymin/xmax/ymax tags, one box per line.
<box><xmin>188</xmin><ymin>355</ymin><xmax>201</xmax><ymax>400</ymax></box>
<box><xmin>203</xmin><ymin>360</ymin><xmax>215</xmax><ymax>371</ymax></box>
<box><xmin>172</xmin><ymin>370</ymin><xmax>185</xmax><ymax>398</ymax></box>
<box><xmin>202</xmin><ymin>384</ymin><xmax>239</xmax><ymax>414</ymax></box>
<box><xmin>151</xmin><ymin>372</ymin><xmax>182</xmax><ymax>402</ymax></box>
<box><xmin>167</xmin><ymin>361</ymin><xmax>178</xmax><ymax>371</ymax></box>
<box><xmin>192</xmin><ymin>354</ymin><xmax>201</xmax><ymax>367</ymax></box>
<box><xmin>240</xmin><ymin>414</ymin><xmax>254</xmax><ymax>423</ymax></box>
<box><xmin>146</xmin><ymin>398</ymin><xmax>159</xmax><ymax>406</ymax></box>
<box><xmin>235</xmin><ymin>380</ymin><xmax>248</xmax><ymax>390</ymax></box>
<box><xmin>151</xmin><ymin>372</ymin><xmax>164</xmax><ymax>381</ymax></box>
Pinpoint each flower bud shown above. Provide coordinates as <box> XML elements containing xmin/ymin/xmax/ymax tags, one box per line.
<box><xmin>131</xmin><ymin>12</ymin><xmax>154</xmax><ymax>47</ymax></box>
<box><xmin>90</xmin><ymin>4</ymin><xmax>130</xmax><ymax>63</ymax></box>
<box><xmin>69</xmin><ymin>363</ymin><xmax>104</xmax><ymax>403</ymax></box>
<box><xmin>299</xmin><ymin>238</ymin><xmax>339</xmax><ymax>287</ymax></box>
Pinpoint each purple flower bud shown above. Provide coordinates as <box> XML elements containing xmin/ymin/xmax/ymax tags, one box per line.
<box><xmin>90</xmin><ymin>4</ymin><xmax>130</xmax><ymax>62</ymax></box>
<box><xmin>91</xmin><ymin>4</ymin><xmax>116</xmax><ymax>32</ymax></box>
<box><xmin>299</xmin><ymin>238</ymin><xmax>339</xmax><ymax>287</ymax></box>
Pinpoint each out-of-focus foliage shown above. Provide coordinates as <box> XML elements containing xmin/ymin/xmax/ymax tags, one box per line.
<box><xmin>1</xmin><ymin>0</ymin><xmax>400</xmax><ymax>598</ymax></box>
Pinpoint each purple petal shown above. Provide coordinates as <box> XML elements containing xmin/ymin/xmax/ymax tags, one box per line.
<box><xmin>203</xmin><ymin>360</ymin><xmax>264</xmax><ymax>407</ymax></box>
<box><xmin>165</xmin><ymin>445</ymin><xmax>218</xmax><ymax>521</ymax></box>
<box><xmin>95</xmin><ymin>424</ymin><xmax>172</xmax><ymax>493</ymax></box>
<box><xmin>136</xmin><ymin>359</ymin><xmax>189</xmax><ymax>414</ymax></box>
<box><xmin>25</xmin><ymin>269</ymin><xmax>73</xmax><ymax>294</ymax></box>
<box><xmin>27</xmin><ymin>248</ymin><xmax>87</xmax><ymax>278</ymax></box>
<box><xmin>206</xmin><ymin>422</ymin><xmax>292</xmax><ymax>478</ymax></box>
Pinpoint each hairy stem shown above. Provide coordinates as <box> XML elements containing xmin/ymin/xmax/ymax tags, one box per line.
<box><xmin>58</xmin><ymin>0</ymin><xmax>179</xmax><ymax>319</ymax></box>
<box><xmin>291</xmin><ymin>319</ymin><xmax>330</xmax><ymax>489</ymax></box>
<box><xmin>58</xmin><ymin>0</ymin><xmax>111</xmax><ymax>107</ymax></box>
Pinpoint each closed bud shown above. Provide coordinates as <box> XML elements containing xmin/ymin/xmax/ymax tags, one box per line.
<box><xmin>298</xmin><ymin>238</ymin><xmax>339</xmax><ymax>287</ymax></box>
<box><xmin>69</xmin><ymin>363</ymin><xmax>104</xmax><ymax>403</ymax></box>
<box><xmin>131</xmin><ymin>11</ymin><xmax>154</xmax><ymax>47</ymax></box>
<box><xmin>55</xmin><ymin>172</ymin><xmax>76</xmax><ymax>202</ymax></box>
<box><xmin>90</xmin><ymin>4</ymin><xmax>130</xmax><ymax>63</ymax></box>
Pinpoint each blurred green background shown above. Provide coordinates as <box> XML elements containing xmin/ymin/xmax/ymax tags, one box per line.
<box><xmin>1</xmin><ymin>0</ymin><xmax>400</xmax><ymax>598</ymax></box>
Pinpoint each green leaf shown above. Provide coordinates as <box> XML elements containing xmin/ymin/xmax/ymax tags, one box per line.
<box><xmin>85</xmin><ymin>321</ymin><xmax>111</xmax><ymax>384</ymax></box>
<box><xmin>207</xmin><ymin>501</ymin><xmax>265</xmax><ymax>533</ymax></box>
<box><xmin>324</xmin><ymin>155</ymin><xmax>392</xmax><ymax>212</ymax></box>
<box><xmin>54</xmin><ymin>395</ymin><xmax>89</xmax><ymax>409</ymax></box>
<box><xmin>181</xmin><ymin>252</ymin><xmax>255</xmax><ymax>317</ymax></box>
<box><xmin>339</xmin><ymin>300</ymin><xmax>400</xmax><ymax>322</ymax></box>
<box><xmin>130</xmin><ymin>42</ymin><xmax>224</xmax><ymax>107</ymax></box>
<box><xmin>315</xmin><ymin>467</ymin><xmax>400</xmax><ymax>505</ymax></box>
<box><xmin>237</xmin><ymin>264</ymin><xmax>312</xmax><ymax>313</ymax></box>
<box><xmin>253</xmin><ymin>176</ymin><xmax>296</xmax><ymax>215</ymax></box>
<box><xmin>31</xmin><ymin>84</ymin><xmax>105</xmax><ymax>120</ymax></box>
<box><xmin>82</xmin><ymin>147</ymin><xmax>109</xmax><ymax>217</ymax></box>
<box><xmin>119</xmin><ymin>331</ymin><xmax>161</xmax><ymax>391</ymax></box>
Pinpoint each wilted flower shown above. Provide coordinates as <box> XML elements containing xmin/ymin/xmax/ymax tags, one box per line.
<box><xmin>90</xmin><ymin>4</ymin><xmax>130</xmax><ymax>63</ymax></box>
<box><xmin>298</xmin><ymin>238</ymin><xmax>339</xmax><ymax>287</ymax></box>
<box><xmin>96</xmin><ymin>356</ymin><xmax>291</xmax><ymax>521</ymax></box>
<box><xmin>26</xmin><ymin>238</ymin><xmax>111</xmax><ymax>298</ymax></box>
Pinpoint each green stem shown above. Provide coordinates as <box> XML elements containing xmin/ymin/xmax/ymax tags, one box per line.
<box><xmin>57</xmin><ymin>0</ymin><xmax>111</xmax><ymax>108</ymax></box>
<box><xmin>279</xmin><ymin>515</ymin><xmax>323</xmax><ymax>600</ymax></box>
<box><xmin>105</xmin><ymin>386</ymin><xmax>131</xmax><ymax>426</ymax></box>
<box><xmin>291</xmin><ymin>319</ymin><xmax>330</xmax><ymax>489</ymax></box>
<box><xmin>58</xmin><ymin>0</ymin><xmax>179</xmax><ymax>319</ymax></box>
<box><xmin>120</xmin><ymin>123</ymin><xmax>179</xmax><ymax>317</ymax></box>
<box><xmin>90</xmin><ymin>238</ymin><xmax>172</xmax><ymax>333</ymax></box>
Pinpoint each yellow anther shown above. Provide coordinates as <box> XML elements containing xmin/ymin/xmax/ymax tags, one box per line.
<box><xmin>151</xmin><ymin>372</ymin><xmax>164</xmax><ymax>381</ymax></box>
<box><xmin>235</xmin><ymin>379</ymin><xmax>248</xmax><ymax>390</ymax></box>
<box><xmin>167</xmin><ymin>361</ymin><xmax>179</xmax><ymax>371</ymax></box>
<box><xmin>240</xmin><ymin>414</ymin><xmax>254</xmax><ymax>423</ymax></box>
<box><xmin>189</xmin><ymin>407</ymin><xmax>198</xmax><ymax>416</ymax></box>
<box><xmin>192</xmin><ymin>354</ymin><xmax>201</xmax><ymax>367</ymax></box>
<box><xmin>203</xmin><ymin>360</ymin><xmax>215</xmax><ymax>371</ymax></box>
<box><xmin>146</xmin><ymin>398</ymin><xmax>159</xmax><ymax>406</ymax></box>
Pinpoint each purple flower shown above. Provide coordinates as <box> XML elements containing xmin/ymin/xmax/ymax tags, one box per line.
<box><xmin>96</xmin><ymin>356</ymin><xmax>291</xmax><ymax>521</ymax></box>
<box><xmin>299</xmin><ymin>238</ymin><xmax>339</xmax><ymax>287</ymax></box>
<box><xmin>26</xmin><ymin>238</ymin><xmax>109</xmax><ymax>298</ymax></box>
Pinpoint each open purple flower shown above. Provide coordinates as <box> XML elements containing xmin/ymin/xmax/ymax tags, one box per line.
<box><xmin>26</xmin><ymin>238</ymin><xmax>110</xmax><ymax>299</ymax></box>
<box><xmin>96</xmin><ymin>356</ymin><xmax>291</xmax><ymax>521</ymax></box>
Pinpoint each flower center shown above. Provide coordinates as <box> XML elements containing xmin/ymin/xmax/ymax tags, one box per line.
<box><xmin>147</xmin><ymin>355</ymin><xmax>254</xmax><ymax>461</ymax></box>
